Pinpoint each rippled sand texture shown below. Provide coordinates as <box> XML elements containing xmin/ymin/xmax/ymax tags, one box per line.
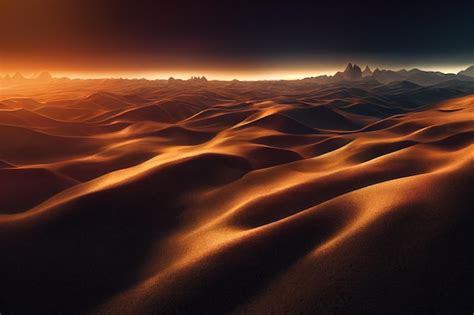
<box><xmin>0</xmin><ymin>79</ymin><xmax>473</xmax><ymax>314</ymax></box>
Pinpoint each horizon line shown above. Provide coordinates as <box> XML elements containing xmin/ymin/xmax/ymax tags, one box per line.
<box><xmin>2</xmin><ymin>63</ymin><xmax>472</xmax><ymax>81</ymax></box>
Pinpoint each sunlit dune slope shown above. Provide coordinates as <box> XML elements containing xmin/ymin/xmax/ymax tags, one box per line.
<box><xmin>0</xmin><ymin>79</ymin><xmax>473</xmax><ymax>314</ymax></box>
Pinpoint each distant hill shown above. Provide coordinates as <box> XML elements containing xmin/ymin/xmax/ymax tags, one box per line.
<box><xmin>12</xmin><ymin>72</ymin><xmax>25</xmax><ymax>82</ymax></box>
<box><xmin>458</xmin><ymin>66</ymin><xmax>474</xmax><ymax>77</ymax></box>
<box><xmin>371</xmin><ymin>68</ymin><xmax>405</xmax><ymax>83</ymax></box>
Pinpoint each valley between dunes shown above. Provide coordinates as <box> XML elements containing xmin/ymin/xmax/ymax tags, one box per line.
<box><xmin>0</xmin><ymin>78</ymin><xmax>473</xmax><ymax>314</ymax></box>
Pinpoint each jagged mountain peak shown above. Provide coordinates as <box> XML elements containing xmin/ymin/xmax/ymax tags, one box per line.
<box><xmin>362</xmin><ymin>66</ymin><xmax>373</xmax><ymax>77</ymax></box>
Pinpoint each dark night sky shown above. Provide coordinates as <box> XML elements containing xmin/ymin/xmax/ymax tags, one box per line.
<box><xmin>1</xmin><ymin>0</ymin><xmax>474</xmax><ymax>78</ymax></box>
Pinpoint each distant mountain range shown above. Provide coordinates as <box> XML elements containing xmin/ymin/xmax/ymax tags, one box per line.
<box><xmin>2</xmin><ymin>65</ymin><xmax>474</xmax><ymax>86</ymax></box>
<box><xmin>2</xmin><ymin>71</ymin><xmax>53</xmax><ymax>84</ymax></box>
<box><xmin>307</xmin><ymin>64</ymin><xmax>474</xmax><ymax>86</ymax></box>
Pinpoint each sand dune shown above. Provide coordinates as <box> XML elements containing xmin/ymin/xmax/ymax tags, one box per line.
<box><xmin>0</xmin><ymin>79</ymin><xmax>472</xmax><ymax>314</ymax></box>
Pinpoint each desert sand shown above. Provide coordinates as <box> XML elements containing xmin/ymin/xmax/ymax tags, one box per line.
<box><xmin>0</xmin><ymin>77</ymin><xmax>473</xmax><ymax>314</ymax></box>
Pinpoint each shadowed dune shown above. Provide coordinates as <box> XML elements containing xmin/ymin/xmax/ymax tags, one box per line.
<box><xmin>0</xmin><ymin>124</ymin><xmax>104</xmax><ymax>164</ymax></box>
<box><xmin>0</xmin><ymin>167</ymin><xmax>78</xmax><ymax>214</ymax></box>
<box><xmin>284</xmin><ymin>105</ymin><xmax>368</xmax><ymax>130</ymax></box>
<box><xmin>236</xmin><ymin>112</ymin><xmax>317</xmax><ymax>134</ymax></box>
<box><xmin>0</xmin><ymin>79</ymin><xmax>473</xmax><ymax>314</ymax></box>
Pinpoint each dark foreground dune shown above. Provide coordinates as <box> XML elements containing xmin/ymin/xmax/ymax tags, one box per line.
<box><xmin>0</xmin><ymin>78</ymin><xmax>473</xmax><ymax>314</ymax></box>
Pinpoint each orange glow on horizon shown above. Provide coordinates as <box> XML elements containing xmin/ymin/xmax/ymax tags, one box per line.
<box><xmin>47</xmin><ymin>69</ymin><xmax>337</xmax><ymax>81</ymax></box>
<box><xmin>0</xmin><ymin>68</ymin><xmax>339</xmax><ymax>81</ymax></box>
<box><xmin>1</xmin><ymin>56</ymin><xmax>472</xmax><ymax>81</ymax></box>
